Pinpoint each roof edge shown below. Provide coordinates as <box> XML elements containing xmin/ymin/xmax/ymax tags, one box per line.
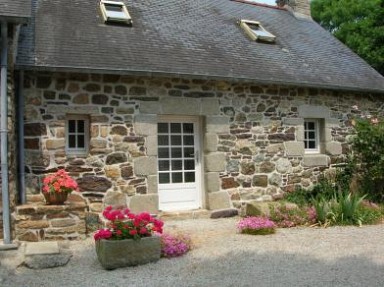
<box><xmin>0</xmin><ymin>15</ymin><xmax>30</xmax><ymax>24</ymax></box>
<box><xmin>15</xmin><ymin>64</ymin><xmax>384</xmax><ymax>95</ymax></box>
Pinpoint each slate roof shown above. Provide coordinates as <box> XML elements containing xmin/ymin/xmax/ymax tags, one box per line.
<box><xmin>17</xmin><ymin>0</ymin><xmax>384</xmax><ymax>93</ymax></box>
<box><xmin>0</xmin><ymin>0</ymin><xmax>30</xmax><ymax>23</ymax></box>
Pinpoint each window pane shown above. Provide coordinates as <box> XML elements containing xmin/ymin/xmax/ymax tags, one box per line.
<box><xmin>68</xmin><ymin>120</ymin><xmax>76</xmax><ymax>133</ymax></box>
<box><xmin>158</xmin><ymin>160</ymin><xmax>169</xmax><ymax>171</ymax></box>
<box><xmin>77</xmin><ymin>120</ymin><xmax>85</xmax><ymax>133</ymax></box>
<box><xmin>304</xmin><ymin>141</ymin><xmax>309</xmax><ymax>149</ymax></box>
<box><xmin>307</xmin><ymin>122</ymin><xmax>315</xmax><ymax>130</ymax></box>
<box><xmin>308</xmin><ymin>132</ymin><xmax>315</xmax><ymax>139</ymax></box>
<box><xmin>171</xmin><ymin>160</ymin><xmax>182</xmax><ymax>171</ymax></box>
<box><xmin>171</xmin><ymin>148</ymin><xmax>182</xmax><ymax>158</ymax></box>
<box><xmin>183</xmin><ymin>123</ymin><xmax>194</xmax><ymax>134</ymax></box>
<box><xmin>158</xmin><ymin>123</ymin><xmax>168</xmax><ymax>133</ymax></box>
<box><xmin>184</xmin><ymin>147</ymin><xmax>194</xmax><ymax>158</ymax></box>
<box><xmin>185</xmin><ymin>172</ymin><xmax>195</xmax><ymax>183</ymax></box>
<box><xmin>77</xmin><ymin>135</ymin><xmax>85</xmax><ymax>148</ymax></box>
<box><xmin>158</xmin><ymin>135</ymin><xmax>169</xmax><ymax>146</ymax></box>
<box><xmin>171</xmin><ymin>123</ymin><xmax>181</xmax><ymax>133</ymax></box>
<box><xmin>159</xmin><ymin>173</ymin><xmax>170</xmax><ymax>184</ymax></box>
<box><xmin>184</xmin><ymin>160</ymin><xmax>195</xmax><ymax>170</ymax></box>
<box><xmin>158</xmin><ymin>148</ymin><xmax>169</xmax><ymax>158</ymax></box>
<box><xmin>105</xmin><ymin>4</ymin><xmax>124</xmax><ymax>12</ymax></box>
<box><xmin>183</xmin><ymin>135</ymin><xmax>194</xmax><ymax>145</ymax></box>
<box><xmin>171</xmin><ymin>135</ymin><xmax>182</xmax><ymax>145</ymax></box>
<box><xmin>172</xmin><ymin>172</ymin><xmax>183</xmax><ymax>183</ymax></box>
<box><xmin>308</xmin><ymin>141</ymin><xmax>316</xmax><ymax>149</ymax></box>
<box><xmin>68</xmin><ymin>135</ymin><xmax>76</xmax><ymax>148</ymax></box>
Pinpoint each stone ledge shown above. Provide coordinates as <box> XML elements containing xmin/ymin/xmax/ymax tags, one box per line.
<box><xmin>303</xmin><ymin>154</ymin><xmax>330</xmax><ymax>167</ymax></box>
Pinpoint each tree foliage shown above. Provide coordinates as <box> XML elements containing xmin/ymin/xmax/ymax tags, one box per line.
<box><xmin>311</xmin><ymin>0</ymin><xmax>384</xmax><ymax>75</ymax></box>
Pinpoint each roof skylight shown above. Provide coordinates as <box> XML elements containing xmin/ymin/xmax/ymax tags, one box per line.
<box><xmin>239</xmin><ymin>20</ymin><xmax>276</xmax><ymax>43</ymax></box>
<box><xmin>99</xmin><ymin>0</ymin><xmax>132</xmax><ymax>25</ymax></box>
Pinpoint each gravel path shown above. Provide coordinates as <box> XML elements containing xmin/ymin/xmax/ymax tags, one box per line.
<box><xmin>1</xmin><ymin>218</ymin><xmax>383</xmax><ymax>287</ymax></box>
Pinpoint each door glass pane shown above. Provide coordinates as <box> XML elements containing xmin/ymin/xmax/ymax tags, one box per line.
<box><xmin>184</xmin><ymin>160</ymin><xmax>195</xmax><ymax>170</ymax></box>
<box><xmin>171</xmin><ymin>135</ymin><xmax>182</xmax><ymax>145</ymax></box>
<box><xmin>159</xmin><ymin>173</ymin><xmax>170</xmax><ymax>184</ymax></box>
<box><xmin>171</xmin><ymin>160</ymin><xmax>183</xmax><ymax>171</ymax></box>
<box><xmin>158</xmin><ymin>160</ymin><xmax>170</xmax><ymax>171</ymax></box>
<box><xmin>171</xmin><ymin>148</ymin><xmax>182</xmax><ymax>158</ymax></box>
<box><xmin>183</xmin><ymin>135</ymin><xmax>194</xmax><ymax>145</ymax></box>
<box><xmin>183</xmin><ymin>123</ymin><xmax>194</xmax><ymax>134</ymax></box>
<box><xmin>158</xmin><ymin>148</ymin><xmax>169</xmax><ymax>158</ymax></box>
<box><xmin>184</xmin><ymin>147</ymin><xmax>194</xmax><ymax>158</ymax></box>
<box><xmin>172</xmin><ymin>172</ymin><xmax>183</xmax><ymax>183</ymax></box>
<box><xmin>158</xmin><ymin>123</ymin><xmax>168</xmax><ymax>133</ymax></box>
<box><xmin>68</xmin><ymin>135</ymin><xmax>76</xmax><ymax>148</ymax></box>
<box><xmin>171</xmin><ymin>123</ymin><xmax>181</xmax><ymax>133</ymax></box>
<box><xmin>185</xmin><ymin>172</ymin><xmax>195</xmax><ymax>183</ymax></box>
<box><xmin>158</xmin><ymin>135</ymin><xmax>169</xmax><ymax>146</ymax></box>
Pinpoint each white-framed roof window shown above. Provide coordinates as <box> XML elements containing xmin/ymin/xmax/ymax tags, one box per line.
<box><xmin>99</xmin><ymin>0</ymin><xmax>132</xmax><ymax>25</ymax></box>
<box><xmin>304</xmin><ymin>119</ymin><xmax>320</xmax><ymax>154</ymax></box>
<box><xmin>239</xmin><ymin>20</ymin><xmax>276</xmax><ymax>43</ymax></box>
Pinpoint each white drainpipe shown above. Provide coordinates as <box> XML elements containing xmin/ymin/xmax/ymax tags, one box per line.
<box><xmin>1</xmin><ymin>20</ymin><xmax>12</xmax><ymax>245</ymax></box>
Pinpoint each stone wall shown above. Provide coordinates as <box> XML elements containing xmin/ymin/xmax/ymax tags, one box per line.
<box><xmin>22</xmin><ymin>71</ymin><xmax>384</xmax><ymax>214</ymax></box>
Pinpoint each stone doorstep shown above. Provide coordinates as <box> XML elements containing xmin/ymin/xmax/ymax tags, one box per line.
<box><xmin>158</xmin><ymin>209</ymin><xmax>211</xmax><ymax>221</ymax></box>
<box><xmin>25</xmin><ymin>241</ymin><xmax>60</xmax><ymax>255</ymax></box>
<box><xmin>23</xmin><ymin>241</ymin><xmax>72</xmax><ymax>269</ymax></box>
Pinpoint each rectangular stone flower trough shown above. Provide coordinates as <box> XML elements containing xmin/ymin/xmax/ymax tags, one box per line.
<box><xmin>95</xmin><ymin>236</ymin><xmax>161</xmax><ymax>270</ymax></box>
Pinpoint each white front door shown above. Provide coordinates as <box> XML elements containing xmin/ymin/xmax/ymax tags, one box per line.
<box><xmin>157</xmin><ymin>117</ymin><xmax>201</xmax><ymax>211</ymax></box>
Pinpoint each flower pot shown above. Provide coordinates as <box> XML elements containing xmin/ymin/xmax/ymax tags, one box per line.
<box><xmin>43</xmin><ymin>192</ymin><xmax>69</xmax><ymax>205</ymax></box>
<box><xmin>95</xmin><ymin>236</ymin><xmax>161</xmax><ymax>270</ymax></box>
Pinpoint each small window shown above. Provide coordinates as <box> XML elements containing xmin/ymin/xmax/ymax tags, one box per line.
<box><xmin>304</xmin><ymin>119</ymin><xmax>320</xmax><ymax>153</ymax></box>
<box><xmin>66</xmin><ymin>115</ymin><xmax>89</xmax><ymax>156</ymax></box>
<box><xmin>239</xmin><ymin>20</ymin><xmax>276</xmax><ymax>43</ymax></box>
<box><xmin>99</xmin><ymin>0</ymin><xmax>132</xmax><ymax>25</ymax></box>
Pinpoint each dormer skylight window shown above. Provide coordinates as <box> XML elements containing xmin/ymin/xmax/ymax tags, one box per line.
<box><xmin>239</xmin><ymin>20</ymin><xmax>276</xmax><ymax>43</ymax></box>
<box><xmin>99</xmin><ymin>0</ymin><xmax>132</xmax><ymax>25</ymax></box>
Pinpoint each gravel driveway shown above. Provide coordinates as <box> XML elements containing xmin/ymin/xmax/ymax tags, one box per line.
<box><xmin>1</xmin><ymin>218</ymin><xmax>383</xmax><ymax>287</ymax></box>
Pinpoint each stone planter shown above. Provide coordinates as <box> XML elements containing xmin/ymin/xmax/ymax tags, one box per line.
<box><xmin>43</xmin><ymin>192</ymin><xmax>69</xmax><ymax>205</ymax></box>
<box><xmin>95</xmin><ymin>236</ymin><xmax>161</xmax><ymax>270</ymax></box>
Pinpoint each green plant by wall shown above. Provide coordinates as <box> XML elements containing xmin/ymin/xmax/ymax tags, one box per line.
<box><xmin>352</xmin><ymin>119</ymin><xmax>384</xmax><ymax>202</ymax></box>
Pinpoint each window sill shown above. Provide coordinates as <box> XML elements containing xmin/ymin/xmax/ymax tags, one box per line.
<box><xmin>303</xmin><ymin>154</ymin><xmax>329</xmax><ymax>167</ymax></box>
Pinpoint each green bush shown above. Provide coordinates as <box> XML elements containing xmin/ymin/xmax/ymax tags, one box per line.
<box><xmin>352</xmin><ymin>119</ymin><xmax>384</xmax><ymax>202</ymax></box>
<box><xmin>284</xmin><ymin>176</ymin><xmax>338</xmax><ymax>206</ymax></box>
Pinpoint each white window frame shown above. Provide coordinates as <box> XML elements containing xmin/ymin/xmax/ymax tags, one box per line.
<box><xmin>99</xmin><ymin>0</ymin><xmax>132</xmax><ymax>25</ymax></box>
<box><xmin>66</xmin><ymin>115</ymin><xmax>89</xmax><ymax>156</ymax></box>
<box><xmin>239</xmin><ymin>19</ymin><xmax>276</xmax><ymax>43</ymax></box>
<box><xmin>304</xmin><ymin>119</ymin><xmax>320</xmax><ymax>154</ymax></box>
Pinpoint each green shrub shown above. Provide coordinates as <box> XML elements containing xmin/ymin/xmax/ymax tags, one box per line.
<box><xmin>352</xmin><ymin>119</ymin><xmax>384</xmax><ymax>202</ymax></box>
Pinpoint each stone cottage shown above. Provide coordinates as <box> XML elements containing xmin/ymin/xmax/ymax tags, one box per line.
<box><xmin>2</xmin><ymin>0</ymin><xmax>384</xmax><ymax>241</ymax></box>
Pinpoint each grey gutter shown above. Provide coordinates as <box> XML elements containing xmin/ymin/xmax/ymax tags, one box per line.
<box><xmin>1</xmin><ymin>20</ymin><xmax>12</xmax><ymax>245</ymax></box>
<box><xmin>15</xmin><ymin>64</ymin><xmax>384</xmax><ymax>94</ymax></box>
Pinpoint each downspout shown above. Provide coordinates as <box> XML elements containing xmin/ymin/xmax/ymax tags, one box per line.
<box><xmin>17</xmin><ymin>70</ymin><xmax>26</xmax><ymax>204</ymax></box>
<box><xmin>1</xmin><ymin>21</ymin><xmax>12</xmax><ymax>244</ymax></box>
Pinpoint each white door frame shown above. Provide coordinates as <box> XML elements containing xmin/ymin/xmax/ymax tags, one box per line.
<box><xmin>157</xmin><ymin>115</ymin><xmax>203</xmax><ymax>211</ymax></box>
